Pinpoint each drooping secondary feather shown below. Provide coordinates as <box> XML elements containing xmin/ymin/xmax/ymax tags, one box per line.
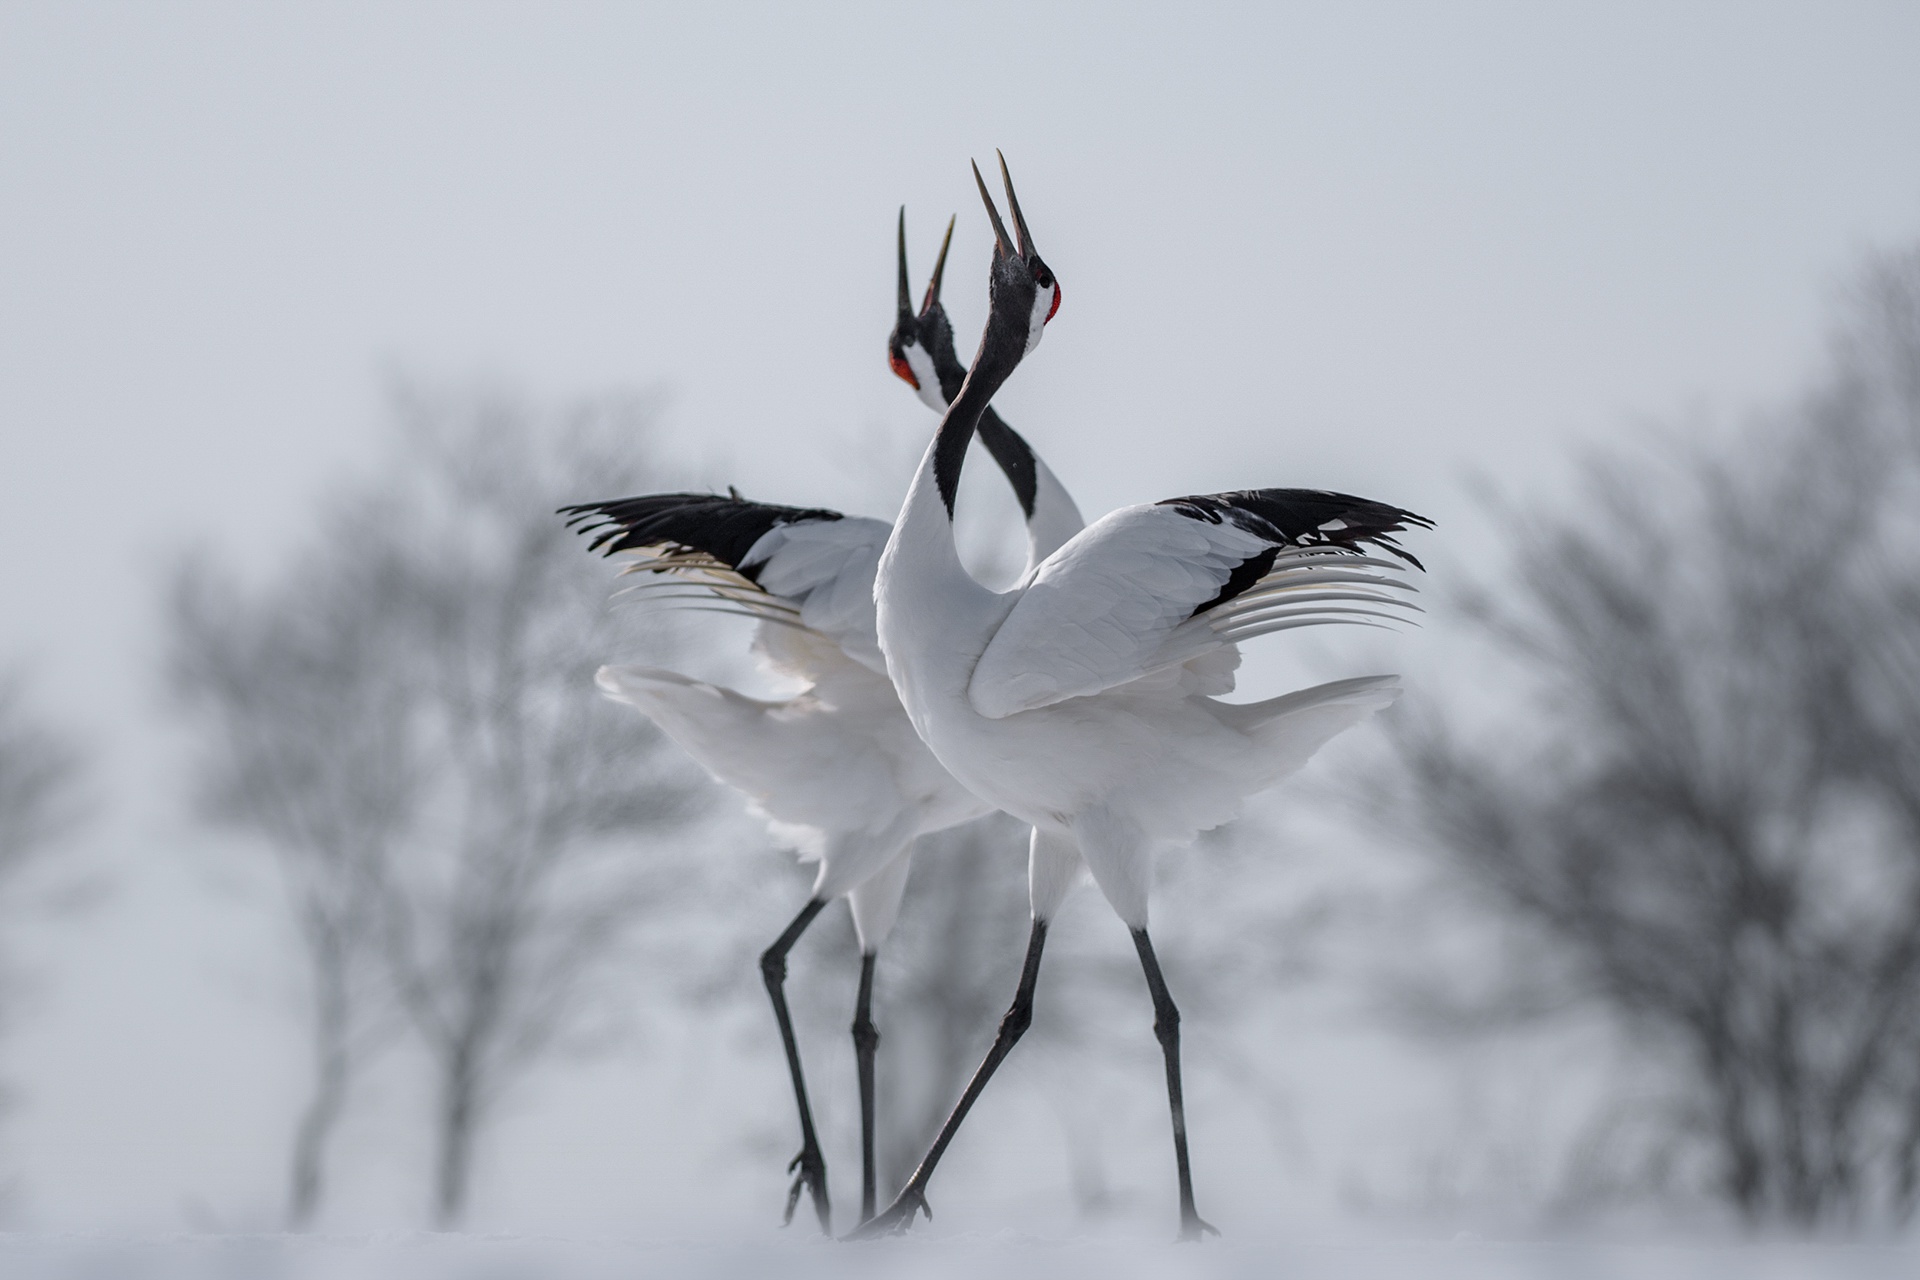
<box><xmin>561</xmin><ymin>491</ymin><xmax>894</xmax><ymax>675</ymax></box>
<box><xmin>561</xmin><ymin>491</ymin><xmax>847</xmax><ymax>578</ymax></box>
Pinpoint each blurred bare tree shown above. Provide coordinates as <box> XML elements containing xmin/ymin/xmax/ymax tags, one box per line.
<box><xmin>0</xmin><ymin>671</ymin><xmax>87</xmax><ymax>1074</ymax></box>
<box><xmin>0</xmin><ymin>674</ymin><xmax>86</xmax><ymax>887</ymax></box>
<box><xmin>167</xmin><ymin>381</ymin><xmax>707</xmax><ymax>1228</ymax></box>
<box><xmin>366</xmin><ymin>385</ymin><xmax>704</xmax><ymax>1226</ymax></box>
<box><xmin>168</xmin><ymin>527</ymin><xmax>419</xmax><ymax>1229</ymax></box>
<box><xmin>1373</xmin><ymin>245</ymin><xmax>1920</xmax><ymax>1227</ymax></box>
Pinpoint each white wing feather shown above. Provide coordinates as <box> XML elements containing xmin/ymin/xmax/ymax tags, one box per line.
<box><xmin>607</xmin><ymin>514</ymin><xmax>894</xmax><ymax>681</ymax></box>
<box><xmin>968</xmin><ymin>506</ymin><xmax>1419</xmax><ymax>719</ymax></box>
<box><xmin>741</xmin><ymin>517</ymin><xmax>893</xmax><ymax>675</ymax></box>
<box><xmin>968</xmin><ymin>504</ymin><xmax>1269</xmax><ymax>718</ymax></box>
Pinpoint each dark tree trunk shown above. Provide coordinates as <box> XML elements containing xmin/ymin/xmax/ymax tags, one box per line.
<box><xmin>434</xmin><ymin>1039</ymin><xmax>483</xmax><ymax>1227</ymax></box>
<box><xmin>286</xmin><ymin>919</ymin><xmax>353</xmax><ymax>1230</ymax></box>
<box><xmin>286</xmin><ymin>1022</ymin><xmax>351</xmax><ymax>1227</ymax></box>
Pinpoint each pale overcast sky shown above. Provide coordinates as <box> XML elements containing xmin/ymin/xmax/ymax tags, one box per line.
<box><xmin>2</xmin><ymin>0</ymin><xmax>1918</xmax><ymax>1231</ymax></box>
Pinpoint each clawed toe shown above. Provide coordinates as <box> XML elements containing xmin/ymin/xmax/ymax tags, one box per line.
<box><xmin>783</xmin><ymin>1147</ymin><xmax>831</xmax><ymax>1233</ymax></box>
<box><xmin>842</xmin><ymin>1185</ymin><xmax>931</xmax><ymax>1240</ymax></box>
<box><xmin>1176</xmin><ymin>1212</ymin><xmax>1220</xmax><ymax>1242</ymax></box>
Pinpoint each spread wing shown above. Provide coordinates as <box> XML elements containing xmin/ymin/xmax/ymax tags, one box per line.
<box><xmin>562</xmin><ymin>491</ymin><xmax>895</xmax><ymax>676</ymax></box>
<box><xmin>967</xmin><ymin>488</ymin><xmax>1431</xmax><ymax>719</ymax></box>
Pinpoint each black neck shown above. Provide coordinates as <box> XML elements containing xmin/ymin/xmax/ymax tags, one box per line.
<box><xmin>932</xmin><ymin>330</ymin><xmax>1026</xmax><ymax>517</ymax></box>
<box><xmin>927</xmin><ymin>307</ymin><xmax>1039</xmax><ymax>520</ymax></box>
<box><xmin>973</xmin><ymin>408</ymin><xmax>1038</xmax><ymax>519</ymax></box>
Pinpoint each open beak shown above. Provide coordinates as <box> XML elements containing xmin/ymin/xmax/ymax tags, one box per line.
<box><xmin>972</xmin><ymin>153</ymin><xmax>1040</xmax><ymax>263</ymax></box>
<box><xmin>997</xmin><ymin>150</ymin><xmax>1036</xmax><ymax>260</ymax></box>
<box><xmin>921</xmin><ymin>214</ymin><xmax>954</xmax><ymax>314</ymax></box>
<box><xmin>972</xmin><ymin>159</ymin><xmax>1016</xmax><ymax>261</ymax></box>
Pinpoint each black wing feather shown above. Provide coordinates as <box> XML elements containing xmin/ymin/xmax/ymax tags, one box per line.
<box><xmin>559</xmin><ymin>492</ymin><xmax>845</xmax><ymax>580</ymax></box>
<box><xmin>1158</xmin><ymin>488</ymin><xmax>1433</xmax><ymax>616</ymax></box>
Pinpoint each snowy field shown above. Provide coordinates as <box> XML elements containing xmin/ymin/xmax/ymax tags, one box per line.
<box><xmin>1</xmin><ymin>1233</ymin><xmax>1915</xmax><ymax>1280</ymax></box>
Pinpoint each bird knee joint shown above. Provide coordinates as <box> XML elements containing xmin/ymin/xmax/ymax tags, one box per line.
<box><xmin>1000</xmin><ymin>1003</ymin><xmax>1034</xmax><ymax>1040</ymax></box>
<box><xmin>852</xmin><ymin>1017</ymin><xmax>880</xmax><ymax>1050</ymax></box>
<box><xmin>760</xmin><ymin>950</ymin><xmax>786</xmax><ymax>985</ymax></box>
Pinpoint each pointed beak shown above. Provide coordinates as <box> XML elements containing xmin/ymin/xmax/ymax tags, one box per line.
<box><xmin>922</xmin><ymin>214</ymin><xmax>955</xmax><ymax>314</ymax></box>
<box><xmin>972</xmin><ymin>159</ymin><xmax>1015</xmax><ymax>261</ymax></box>
<box><xmin>996</xmin><ymin>150</ymin><xmax>1037</xmax><ymax>259</ymax></box>
<box><xmin>896</xmin><ymin>206</ymin><xmax>913</xmax><ymax>315</ymax></box>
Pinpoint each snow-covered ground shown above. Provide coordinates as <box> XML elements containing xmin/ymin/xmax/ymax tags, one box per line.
<box><xmin>1</xmin><ymin>1232</ymin><xmax>1915</xmax><ymax>1280</ymax></box>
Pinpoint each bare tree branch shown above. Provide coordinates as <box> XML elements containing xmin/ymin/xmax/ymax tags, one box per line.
<box><xmin>1366</xmin><ymin>245</ymin><xmax>1920</xmax><ymax>1227</ymax></box>
<box><xmin>346</xmin><ymin>381</ymin><xmax>706</xmax><ymax>1226</ymax></box>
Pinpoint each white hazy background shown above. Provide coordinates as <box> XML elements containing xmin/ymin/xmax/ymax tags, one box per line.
<box><xmin>4</xmin><ymin>0</ymin><xmax>1920</xmax><ymax>1265</ymax></box>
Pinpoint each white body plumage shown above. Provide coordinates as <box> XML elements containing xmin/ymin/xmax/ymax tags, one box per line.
<box><xmin>877</xmin><ymin>455</ymin><xmax>1404</xmax><ymax>928</ymax></box>
<box><xmin>596</xmin><ymin>480</ymin><xmax>1085</xmax><ymax>948</ymax></box>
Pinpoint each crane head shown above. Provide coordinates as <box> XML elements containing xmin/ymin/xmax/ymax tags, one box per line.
<box><xmin>887</xmin><ymin>209</ymin><xmax>962</xmax><ymax>412</ymax></box>
<box><xmin>974</xmin><ymin>151</ymin><xmax>1061</xmax><ymax>359</ymax></box>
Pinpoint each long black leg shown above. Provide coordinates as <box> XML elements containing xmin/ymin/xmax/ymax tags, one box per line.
<box><xmin>846</xmin><ymin>919</ymin><xmax>1049</xmax><ymax>1239</ymax></box>
<box><xmin>851</xmin><ymin>952</ymin><xmax>880</xmax><ymax>1224</ymax></box>
<box><xmin>761</xmin><ymin>896</ymin><xmax>831</xmax><ymax>1233</ymax></box>
<box><xmin>1131</xmin><ymin>928</ymin><xmax>1218</xmax><ymax>1241</ymax></box>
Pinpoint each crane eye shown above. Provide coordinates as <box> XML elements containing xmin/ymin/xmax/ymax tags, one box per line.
<box><xmin>1031</xmin><ymin>260</ymin><xmax>1054</xmax><ymax>288</ymax></box>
